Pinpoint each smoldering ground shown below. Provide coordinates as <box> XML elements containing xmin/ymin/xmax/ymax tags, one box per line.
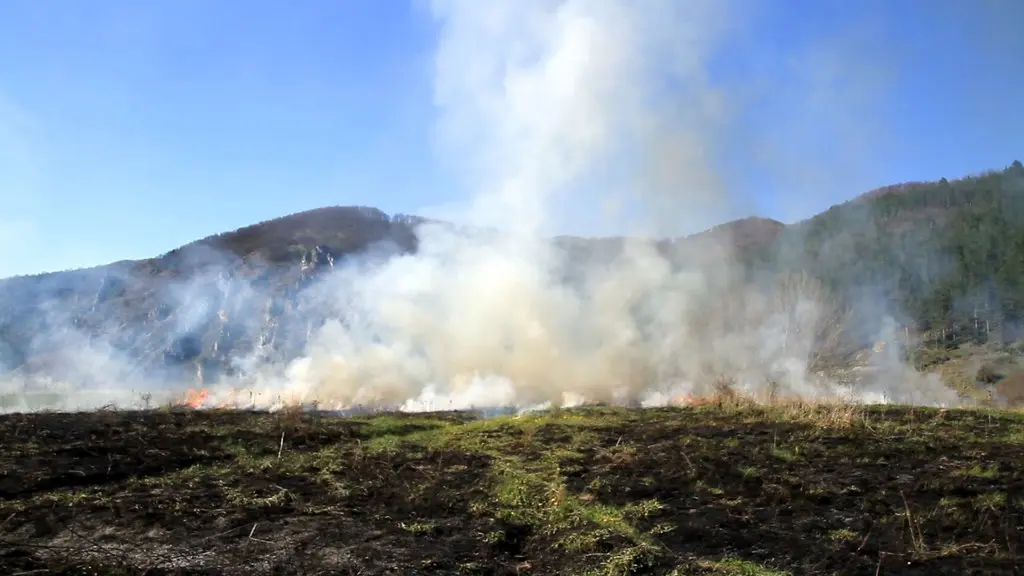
<box><xmin>0</xmin><ymin>0</ymin><xmax>964</xmax><ymax>412</ymax></box>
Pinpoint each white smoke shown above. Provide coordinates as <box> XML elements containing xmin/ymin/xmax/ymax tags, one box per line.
<box><xmin>219</xmin><ymin>0</ymin><xmax>959</xmax><ymax>411</ymax></box>
<box><xmin>0</xmin><ymin>0</ymin><xmax>966</xmax><ymax>413</ymax></box>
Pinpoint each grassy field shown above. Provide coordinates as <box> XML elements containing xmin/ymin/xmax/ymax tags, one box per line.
<box><xmin>1</xmin><ymin>401</ymin><xmax>1021</xmax><ymax>575</ymax></box>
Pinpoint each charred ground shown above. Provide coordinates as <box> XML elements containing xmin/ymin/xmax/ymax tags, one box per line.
<box><xmin>1</xmin><ymin>403</ymin><xmax>1021</xmax><ymax>575</ymax></box>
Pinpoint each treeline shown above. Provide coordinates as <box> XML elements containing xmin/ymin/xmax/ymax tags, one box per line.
<box><xmin>751</xmin><ymin>161</ymin><xmax>1024</xmax><ymax>348</ymax></box>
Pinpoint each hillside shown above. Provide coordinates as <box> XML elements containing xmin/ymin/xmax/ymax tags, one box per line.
<box><xmin>779</xmin><ymin>160</ymin><xmax>1024</xmax><ymax>343</ymax></box>
<box><xmin>1</xmin><ymin>161</ymin><xmax>1024</xmax><ymax>408</ymax></box>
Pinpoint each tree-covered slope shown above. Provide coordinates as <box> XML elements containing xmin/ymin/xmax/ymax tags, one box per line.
<box><xmin>1</xmin><ymin>162</ymin><xmax>1022</xmax><ymax>395</ymax></box>
<box><xmin>759</xmin><ymin>161</ymin><xmax>1024</xmax><ymax>347</ymax></box>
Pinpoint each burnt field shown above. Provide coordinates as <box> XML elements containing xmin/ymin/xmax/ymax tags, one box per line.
<box><xmin>1</xmin><ymin>402</ymin><xmax>1022</xmax><ymax>575</ymax></box>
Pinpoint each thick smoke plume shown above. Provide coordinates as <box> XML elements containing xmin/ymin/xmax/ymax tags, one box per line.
<box><xmin>0</xmin><ymin>0</ymin><xmax>964</xmax><ymax>413</ymax></box>
<box><xmin>238</xmin><ymin>0</ymin><xmax>958</xmax><ymax>411</ymax></box>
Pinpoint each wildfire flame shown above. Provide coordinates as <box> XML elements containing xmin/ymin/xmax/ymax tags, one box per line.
<box><xmin>174</xmin><ymin>387</ymin><xmax>298</xmax><ymax>410</ymax></box>
<box><xmin>181</xmin><ymin>388</ymin><xmax>210</xmax><ymax>408</ymax></box>
<box><xmin>670</xmin><ymin>393</ymin><xmax>713</xmax><ymax>407</ymax></box>
<box><xmin>170</xmin><ymin>386</ymin><xmax>715</xmax><ymax>412</ymax></box>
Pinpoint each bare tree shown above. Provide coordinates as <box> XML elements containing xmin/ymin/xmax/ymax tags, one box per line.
<box><xmin>769</xmin><ymin>270</ymin><xmax>852</xmax><ymax>373</ymax></box>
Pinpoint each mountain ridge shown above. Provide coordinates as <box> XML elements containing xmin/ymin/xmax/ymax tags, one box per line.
<box><xmin>2</xmin><ymin>161</ymin><xmax>1023</xmax><ymax>408</ymax></box>
<box><xmin>6</xmin><ymin>161</ymin><xmax>1022</xmax><ymax>283</ymax></box>
<box><xmin>2</xmin><ymin>206</ymin><xmax>786</xmax><ymax>282</ymax></box>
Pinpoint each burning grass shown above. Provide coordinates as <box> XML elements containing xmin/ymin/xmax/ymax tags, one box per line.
<box><xmin>1</xmin><ymin>399</ymin><xmax>1021</xmax><ymax>575</ymax></box>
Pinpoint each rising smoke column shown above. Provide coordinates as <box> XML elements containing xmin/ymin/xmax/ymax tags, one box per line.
<box><xmin>269</xmin><ymin>0</ymin><xmax>887</xmax><ymax>411</ymax></box>
<box><xmin>1</xmin><ymin>0</ymin><xmax>967</xmax><ymax>412</ymax></box>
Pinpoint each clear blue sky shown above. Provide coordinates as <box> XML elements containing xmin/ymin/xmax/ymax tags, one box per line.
<box><xmin>0</xmin><ymin>0</ymin><xmax>1021</xmax><ymax>277</ymax></box>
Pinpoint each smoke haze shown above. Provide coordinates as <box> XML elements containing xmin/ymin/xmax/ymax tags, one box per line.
<box><xmin>0</xmin><ymin>0</ymin><xmax>965</xmax><ymax>413</ymax></box>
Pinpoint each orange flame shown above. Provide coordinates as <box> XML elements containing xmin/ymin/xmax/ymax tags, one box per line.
<box><xmin>171</xmin><ymin>387</ymin><xmax>713</xmax><ymax>411</ymax></box>
<box><xmin>181</xmin><ymin>388</ymin><xmax>210</xmax><ymax>408</ymax></box>
<box><xmin>671</xmin><ymin>393</ymin><xmax>713</xmax><ymax>407</ymax></box>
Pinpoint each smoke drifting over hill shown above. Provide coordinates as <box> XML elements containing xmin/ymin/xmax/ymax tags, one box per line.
<box><xmin>0</xmin><ymin>0</ymin><xmax>964</xmax><ymax>413</ymax></box>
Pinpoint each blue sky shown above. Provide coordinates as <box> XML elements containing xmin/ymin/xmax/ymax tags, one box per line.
<box><xmin>0</xmin><ymin>0</ymin><xmax>1021</xmax><ymax>277</ymax></box>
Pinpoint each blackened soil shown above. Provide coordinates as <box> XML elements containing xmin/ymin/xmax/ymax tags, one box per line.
<box><xmin>0</xmin><ymin>405</ymin><xmax>1021</xmax><ymax>575</ymax></box>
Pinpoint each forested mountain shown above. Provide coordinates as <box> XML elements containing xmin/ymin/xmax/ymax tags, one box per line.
<box><xmin>0</xmin><ymin>162</ymin><xmax>1022</xmax><ymax>392</ymax></box>
<box><xmin>761</xmin><ymin>160</ymin><xmax>1024</xmax><ymax>347</ymax></box>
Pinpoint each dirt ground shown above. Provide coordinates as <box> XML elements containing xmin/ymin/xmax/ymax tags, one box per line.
<box><xmin>1</xmin><ymin>402</ymin><xmax>1021</xmax><ymax>575</ymax></box>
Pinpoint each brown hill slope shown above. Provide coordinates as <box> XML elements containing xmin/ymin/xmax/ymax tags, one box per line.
<box><xmin>1</xmin><ymin>162</ymin><xmax>1023</xmax><ymax>401</ymax></box>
